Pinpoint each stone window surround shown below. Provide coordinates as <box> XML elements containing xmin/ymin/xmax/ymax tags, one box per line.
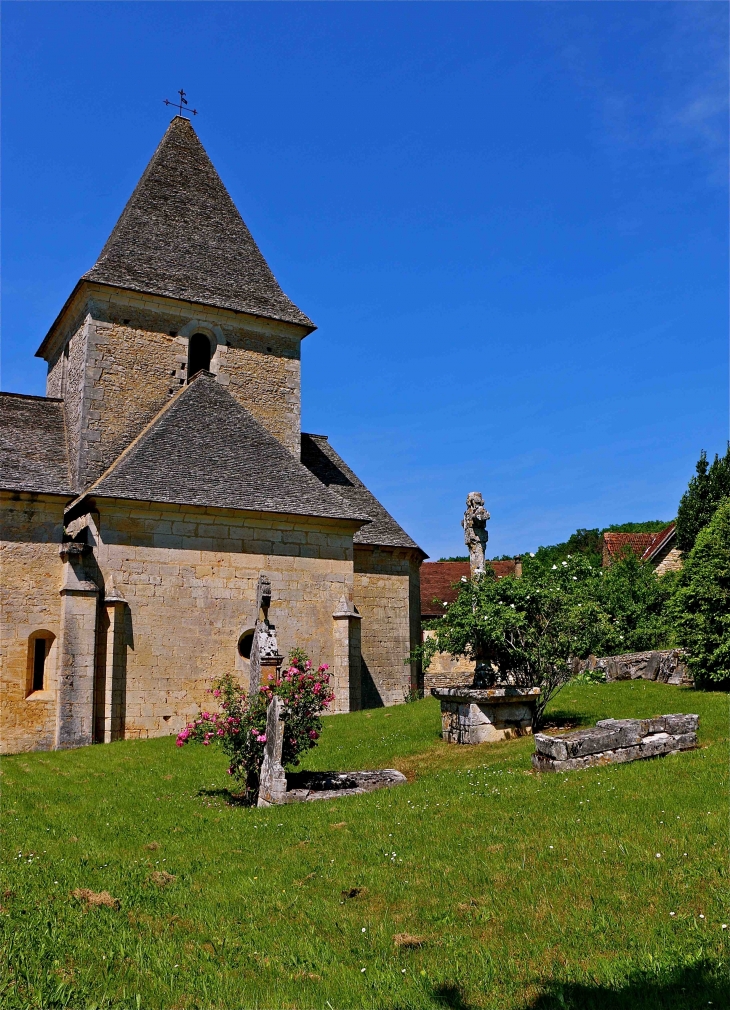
<box><xmin>26</xmin><ymin>630</ymin><xmax>57</xmax><ymax>701</ymax></box>
<box><xmin>177</xmin><ymin>320</ymin><xmax>225</xmax><ymax>378</ymax></box>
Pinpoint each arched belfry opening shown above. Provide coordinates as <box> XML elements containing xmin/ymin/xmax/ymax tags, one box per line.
<box><xmin>187</xmin><ymin>333</ymin><xmax>212</xmax><ymax>380</ymax></box>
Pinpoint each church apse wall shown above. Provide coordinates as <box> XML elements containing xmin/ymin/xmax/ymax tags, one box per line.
<box><xmin>93</xmin><ymin>501</ymin><xmax>358</xmax><ymax>741</ymax></box>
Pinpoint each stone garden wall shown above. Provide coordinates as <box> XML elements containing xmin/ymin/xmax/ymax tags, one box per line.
<box><xmin>579</xmin><ymin>649</ymin><xmax>690</xmax><ymax>684</ymax></box>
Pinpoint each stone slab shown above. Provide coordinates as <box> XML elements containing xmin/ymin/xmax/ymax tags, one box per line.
<box><xmin>532</xmin><ymin>713</ymin><xmax>699</xmax><ymax>773</ymax></box>
<box><xmin>282</xmin><ymin>768</ymin><xmax>406</xmax><ymax>803</ymax></box>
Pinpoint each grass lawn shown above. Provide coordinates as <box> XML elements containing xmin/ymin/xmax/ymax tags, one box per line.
<box><xmin>1</xmin><ymin>682</ymin><xmax>728</xmax><ymax>1009</ymax></box>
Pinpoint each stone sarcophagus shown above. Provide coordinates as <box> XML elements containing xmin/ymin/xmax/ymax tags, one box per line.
<box><xmin>532</xmin><ymin>713</ymin><xmax>699</xmax><ymax>772</ymax></box>
<box><xmin>432</xmin><ymin>686</ymin><xmax>541</xmax><ymax>744</ymax></box>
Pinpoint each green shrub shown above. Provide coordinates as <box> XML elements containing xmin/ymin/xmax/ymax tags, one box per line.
<box><xmin>596</xmin><ymin>548</ymin><xmax>675</xmax><ymax>655</ymax></box>
<box><xmin>670</xmin><ymin>498</ymin><xmax>730</xmax><ymax>686</ymax></box>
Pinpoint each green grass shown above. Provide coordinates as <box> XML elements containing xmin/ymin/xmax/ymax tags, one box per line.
<box><xmin>1</xmin><ymin>682</ymin><xmax>728</xmax><ymax>1009</ymax></box>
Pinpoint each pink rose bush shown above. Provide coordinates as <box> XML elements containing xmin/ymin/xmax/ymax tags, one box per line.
<box><xmin>176</xmin><ymin>648</ymin><xmax>334</xmax><ymax>803</ymax></box>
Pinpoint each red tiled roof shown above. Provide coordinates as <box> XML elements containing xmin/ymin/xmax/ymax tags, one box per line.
<box><xmin>420</xmin><ymin>560</ymin><xmax>516</xmax><ymax>618</ymax></box>
<box><xmin>641</xmin><ymin>522</ymin><xmax>676</xmax><ymax>562</ymax></box>
<box><xmin>602</xmin><ymin>523</ymin><xmax>676</xmax><ymax>566</ymax></box>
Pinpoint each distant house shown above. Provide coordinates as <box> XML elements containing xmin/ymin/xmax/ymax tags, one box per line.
<box><xmin>420</xmin><ymin>560</ymin><xmax>518</xmax><ymax>620</ymax></box>
<box><xmin>419</xmin><ymin>559</ymin><xmax>519</xmax><ymax>691</ymax></box>
<box><xmin>602</xmin><ymin>523</ymin><xmax>681</xmax><ymax>575</ymax></box>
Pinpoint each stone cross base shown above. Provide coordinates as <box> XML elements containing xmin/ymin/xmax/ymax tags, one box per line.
<box><xmin>432</xmin><ymin>686</ymin><xmax>540</xmax><ymax>744</ymax></box>
<box><xmin>532</xmin><ymin>714</ymin><xmax>698</xmax><ymax>772</ymax></box>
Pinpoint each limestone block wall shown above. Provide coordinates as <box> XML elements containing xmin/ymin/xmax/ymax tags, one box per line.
<box><xmin>653</xmin><ymin>545</ymin><xmax>683</xmax><ymax>575</ymax></box>
<box><xmin>421</xmin><ymin>629</ymin><xmax>474</xmax><ymax>691</ymax></box>
<box><xmin>43</xmin><ymin>286</ymin><xmax>306</xmax><ymax>488</ymax></box>
<box><xmin>353</xmin><ymin>546</ymin><xmax>421</xmax><ymax>707</ymax></box>
<box><xmin>93</xmin><ymin>500</ymin><xmax>359</xmax><ymax>739</ymax></box>
<box><xmin>46</xmin><ymin>310</ymin><xmax>90</xmax><ymax>490</ymax></box>
<box><xmin>0</xmin><ymin>494</ymin><xmax>67</xmax><ymax>753</ymax></box>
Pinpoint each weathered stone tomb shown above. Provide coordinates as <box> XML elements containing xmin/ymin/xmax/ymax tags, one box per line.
<box><xmin>532</xmin><ymin>713</ymin><xmax>699</xmax><ymax>772</ymax></box>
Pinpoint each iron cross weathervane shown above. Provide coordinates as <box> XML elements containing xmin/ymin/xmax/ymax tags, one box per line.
<box><xmin>163</xmin><ymin>89</ymin><xmax>198</xmax><ymax>118</ymax></box>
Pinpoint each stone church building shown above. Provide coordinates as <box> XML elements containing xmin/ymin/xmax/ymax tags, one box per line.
<box><xmin>0</xmin><ymin>116</ymin><xmax>425</xmax><ymax>754</ymax></box>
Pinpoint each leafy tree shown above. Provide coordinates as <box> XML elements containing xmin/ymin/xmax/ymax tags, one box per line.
<box><xmin>596</xmin><ymin>548</ymin><xmax>675</xmax><ymax>655</ymax></box>
<box><xmin>676</xmin><ymin>445</ymin><xmax>730</xmax><ymax>552</ymax></box>
<box><xmin>533</xmin><ymin>528</ymin><xmax>603</xmax><ymax>569</ymax></box>
<box><xmin>418</xmin><ymin>556</ymin><xmax>609</xmax><ymax>726</ymax></box>
<box><xmin>670</xmin><ymin>498</ymin><xmax>730</xmax><ymax>686</ymax></box>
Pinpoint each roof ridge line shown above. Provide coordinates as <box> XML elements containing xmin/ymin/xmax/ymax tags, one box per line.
<box><xmin>65</xmin><ymin>373</ymin><xmax>203</xmax><ymax>512</ymax></box>
<box><xmin>0</xmin><ymin>390</ymin><xmax>64</xmax><ymax>402</ymax></box>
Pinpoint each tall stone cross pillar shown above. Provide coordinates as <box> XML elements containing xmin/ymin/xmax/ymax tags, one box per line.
<box><xmin>461</xmin><ymin>492</ymin><xmax>493</xmax><ymax>687</ymax></box>
<box><xmin>332</xmin><ymin>596</ymin><xmax>362</xmax><ymax>713</ymax></box>
<box><xmin>257</xmin><ymin>695</ymin><xmax>288</xmax><ymax>807</ymax></box>
<box><xmin>56</xmin><ymin>543</ymin><xmax>99</xmax><ymax>749</ymax></box>
<box><xmin>249</xmin><ymin>574</ymin><xmax>283</xmax><ymax>693</ymax></box>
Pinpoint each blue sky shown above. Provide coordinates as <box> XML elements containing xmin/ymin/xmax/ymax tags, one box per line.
<box><xmin>2</xmin><ymin>2</ymin><xmax>727</xmax><ymax>559</ymax></box>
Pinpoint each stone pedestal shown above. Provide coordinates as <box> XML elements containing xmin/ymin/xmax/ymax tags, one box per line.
<box><xmin>432</xmin><ymin>686</ymin><xmax>540</xmax><ymax>744</ymax></box>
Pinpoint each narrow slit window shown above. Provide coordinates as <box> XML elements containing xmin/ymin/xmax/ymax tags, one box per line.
<box><xmin>187</xmin><ymin>333</ymin><xmax>212</xmax><ymax>380</ymax></box>
<box><xmin>32</xmin><ymin>638</ymin><xmax>47</xmax><ymax>692</ymax></box>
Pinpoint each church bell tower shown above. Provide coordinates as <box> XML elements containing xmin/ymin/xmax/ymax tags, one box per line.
<box><xmin>36</xmin><ymin>116</ymin><xmax>315</xmax><ymax>492</ymax></box>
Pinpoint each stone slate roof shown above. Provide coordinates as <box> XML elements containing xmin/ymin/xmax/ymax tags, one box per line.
<box><xmin>0</xmin><ymin>393</ymin><xmax>73</xmax><ymax>495</ymax></box>
<box><xmin>300</xmin><ymin>433</ymin><xmax>424</xmax><ymax>554</ymax></box>
<box><xmin>420</xmin><ymin>560</ymin><xmax>516</xmax><ymax>618</ymax></box>
<box><xmin>85</xmin><ymin>372</ymin><xmax>367</xmax><ymax>522</ymax></box>
<box><xmin>82</xmin><ymin>116</ymin><xmax>313</xmax><ymax>330</ymax></box>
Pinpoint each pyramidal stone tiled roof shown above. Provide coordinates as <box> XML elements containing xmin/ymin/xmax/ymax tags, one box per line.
<box><xmin>82</xmin><ymin>116</ymin><xmax>314</xmax><ymax>329</ymax></box>
<box><xmin>300</xmin><ymin>433</ymin><xmax>425</xmax><ymax>554</ymax></box>
<box><xmin>0</xmin><ymin>392</ymin><xmax>73</xmax><ymax>495</ymax></box>
<box><xmin>84</xmin><ymin>372</ymin><xmax>367</xmax><ymax>522</ymax></box>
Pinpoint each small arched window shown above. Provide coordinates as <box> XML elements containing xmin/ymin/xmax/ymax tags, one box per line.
<box><xmin>238</xmin><ymin>630</ymin><xmax>254</xmax><ymax>660</ymax></box>
<box><xmin>27</xmin><ymin>631</ymin><xmax>54</xmax><ymax>696</ymax></box>
<box><xmin>187</xmin><ymin>333</ymin><xmax>212</xmax><ymax>381</ymax></box>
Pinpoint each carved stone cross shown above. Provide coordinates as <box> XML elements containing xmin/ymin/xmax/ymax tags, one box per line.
<box><xmin>257</xmin><ymin>696</ymin><xmax>288</xmax><ymax>806</ymax></box>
